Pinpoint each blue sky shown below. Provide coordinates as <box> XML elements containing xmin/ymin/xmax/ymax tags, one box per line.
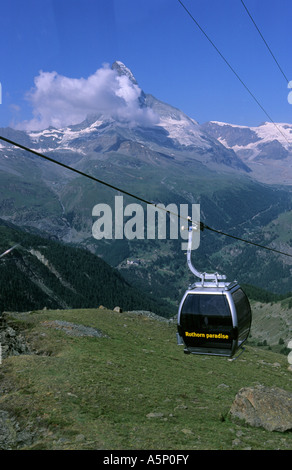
<box><xmin>0</xmin><ymin>0</ymin><xmax>291</xmax><ymax>129</ymax></box>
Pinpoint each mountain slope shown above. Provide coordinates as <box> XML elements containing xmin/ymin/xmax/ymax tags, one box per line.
<box><xmin>202</xmin><ymin>121</ymin><xmax>292</xmax><ymax>185</ymax></box>
<box><xmin>0</xmin><ymin>307</ymin><xmax>291</xmax><ymax>450</ymax></box>
<box><xmin>250</xmin><ymin>298</ymin><xmax>292</xmax><ymax>351</ymax></box>
<box><xmin>0</xmin><ymin>219</ymin><xmax>174</xmax><ymax>317</ymax></box>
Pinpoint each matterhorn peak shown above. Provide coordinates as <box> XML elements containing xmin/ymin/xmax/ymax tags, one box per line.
<box><xmin>111</xmin><ymin>61</ymin><xmax>138</xmax><ymax>85</ymax></box>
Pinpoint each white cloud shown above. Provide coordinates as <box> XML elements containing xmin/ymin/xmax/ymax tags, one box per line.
<box><xmin>17</xmin><ymin>63</ymin><xmax>159</xmax><ymax>131</ymax></box>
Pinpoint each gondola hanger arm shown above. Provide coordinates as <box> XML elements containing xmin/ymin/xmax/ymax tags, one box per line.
<box><xmin>183</xmin><ymin>224</ymin><xmax>226</xmax><ymax>286</ymax></box>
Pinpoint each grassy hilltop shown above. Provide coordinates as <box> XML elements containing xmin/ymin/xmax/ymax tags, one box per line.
<box><xmin>0</xmin><ymin>307</ymin><xmax>291</xmax><ymax>450</ymax></box>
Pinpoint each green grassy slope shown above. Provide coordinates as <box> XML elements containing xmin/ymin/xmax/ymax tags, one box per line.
<box><xmin>1</xmin><ymin>308</ymin><xmax>291</xmax><ymax>450</ymax></box>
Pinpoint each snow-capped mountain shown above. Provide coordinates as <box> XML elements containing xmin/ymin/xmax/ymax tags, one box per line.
<box><xmin>202</xmin><ymin>121</ymin><xmax>292</xmax><ymax>184</ymax></box>
<box><xmin>0</xmin><ymin>62</ymin><xmax>249</xmax><ymax>174</ymax></box>
<box><xmin>112</xmin><ymin>60</ymin><xmax>139</xmax><ymax>85</ymax></box>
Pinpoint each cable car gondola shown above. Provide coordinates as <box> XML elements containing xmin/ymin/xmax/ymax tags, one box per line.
<box><xmin>177</xmin><ymin>225</ymin><xmax>252</xmax><ymax>358</ymax></box>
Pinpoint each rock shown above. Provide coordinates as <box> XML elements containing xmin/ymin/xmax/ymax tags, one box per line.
<box><xmin>113</xmin><ymin>306</ymin><xmax>122</xmax><ymax>313</ymax></box>
<box><xmin>232</xmin><ymin>438</ymin><xmax>241</xmax><ymax>447</ymax></box>
<box><xmin>0</xmin><ymin>320</ymin><xmax>30</xmax><ymax>359</ymax></box>
<box><xmin>0</xmin><ymin>410</ymin><xmax>36</xmax><ymax>449</ymax></box>
<box><xmin>43</xmin><ymin>320</ymin><xmax>107</xmax><ymax>338</ymax></box>
<box><xmin>0</xmin><ymin>410</ymin><xmax>17</xmax><ymax>449</ymax></box>
<box><xmin>129</xmin><ymin>310</ymin><xmax>171</xmax><ymax>322</ymax></box>
<box><xmin>181</xmin><ymin>428</ymin><xmax>193</xmax><ymax>435</ymax></box>
<box><xmin>5</xmin><ymin>326</ymin><xmax>16</xmax><ymax>337</ymax></box>
<box><xmin>217</xmin><ymin>383</ymin><xmax>229</xmax><ymax>389</ymax></box>
<box><xmin>146</xmin><ymin>412</ymin><xmax>164</xmax><ymax>418</ymax></box>
<box><xmin>230</xmin><ymin>386</ymin><xmax>292</xmax><ymax>432</ymax></box>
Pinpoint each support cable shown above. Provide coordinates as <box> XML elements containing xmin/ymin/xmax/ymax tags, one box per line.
<box><xmin>177</xmin><ymin>0</ymin><xmax>290</xmax><ymax>145</ymax></box>
<box><xmin>1</xmin><ymin>134</ymin><xmax>292</xmax><ymax>258</ymax></box>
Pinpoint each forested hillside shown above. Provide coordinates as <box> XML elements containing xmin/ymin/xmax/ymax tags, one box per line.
<box><xmin>0</xmin><ymin>220</ymin><xmax>174</xmax><ymax>317</ymax></box>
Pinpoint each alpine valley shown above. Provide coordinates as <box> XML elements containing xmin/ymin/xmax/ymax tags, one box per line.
<box><xmin>1</xmin><ymin>60</ymin><xmax>292</xmax><ymax>314</ymax></box>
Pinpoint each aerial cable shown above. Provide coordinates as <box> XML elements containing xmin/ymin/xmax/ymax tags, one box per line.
<box><xmin>0</xmin><ymin>135</ymin><xmax>188</xmax><ymax>221</ymax></box>
<box><xmin>0</xmin><ymin>244</ymin><xmax>20</xmax><ymax>259</ymax></box>
<box><xmin>1</xmin><ymin>134</ymin><xmax>292</xmax><ymax>259</ymax></box>
<box><xmin>177</xmin><ymin>0</ymin><xmax>290</xmax><ymax>145</ymax></box>
<box><xmin>240</xmin><ymin>0</ymin><xmax>289</xmax><ymax>84</ymax></box>
<box><xmin>202</xmin><ymin>223</ymin><xmax>292</xmax><ymax>258</ymax></box>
